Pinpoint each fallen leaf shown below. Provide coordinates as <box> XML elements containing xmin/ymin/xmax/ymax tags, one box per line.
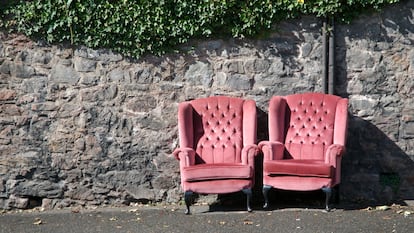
<box><xmin>219</xmin><ymin>221</ymin><xmax>226</xmax><ymax>225</ymax></box>
<box><xmin>33</xmin><ymin>218</ymin><xmax>42</xmax><ymax>225</ymax></box>
<box><xmin>243</xmin><ymin>219</ymin><xmax>253</xmax><ymax>225</ymax></box>
<box><xmin>71</xmin><ymin>208</ymin><xmax>80</xmax><ymax>213</ymax></box>
<box><xmin>109</xmin><ymin>217</ymin><xmax>118</xmax><ymax>221</ymax></box>
<box><xmin>376</xmin><ymin>206</ymin><xmax>391</xmax><ymax>211</ymax></box>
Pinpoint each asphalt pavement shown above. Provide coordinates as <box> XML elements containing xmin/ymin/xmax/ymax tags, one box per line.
<box><xmin>1</xmin><ymin>201</ymin><xmax>413</xmax><ymax>233</ymax></box>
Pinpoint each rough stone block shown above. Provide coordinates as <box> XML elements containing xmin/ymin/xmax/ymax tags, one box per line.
<box><xmin>0</xmin><ymin>90</ymin><xmax>16</xmax><ymax>101</ymax></box>
<box><xmin>50</xmin><ymin>63</ymin><xmax>80</xmax><ymax>84</ymax></box>
<box><xmin>184</xmin><ymin>61</ymin><xmax>213</xmax><ymax>87</ymax></box>
<box><xmin>225</xmin><ymin>74</ymin><xmax>253</xmax><ymax>91</ymax></box>
<box><xmin>74</xmin><ymin>57</ymin><xmax>97</xmax><ymax>72</ymax></box>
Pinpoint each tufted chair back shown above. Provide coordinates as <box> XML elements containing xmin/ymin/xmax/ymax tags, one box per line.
<box><xmin>270</xmin><ymin>93</ymin><xmax>347</xmax><ymax>161</ymax></box>
<box><xmin>178</xmin><ymin>96</ymin><xmax>256</xmax><ymax>165</ymax></box>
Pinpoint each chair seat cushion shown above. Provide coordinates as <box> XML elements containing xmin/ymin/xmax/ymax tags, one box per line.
<box><xmin>264</xmin><ymin>159</ymin><xmax>333</xmax><ymax>178</ymax></box>
<box><xmin>183</xmin><ymin>163</ymin><xmax>253</xmax><ymax>182</ymax></box>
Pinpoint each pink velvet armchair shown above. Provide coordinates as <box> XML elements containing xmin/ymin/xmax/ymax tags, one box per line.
<box><xmin>173</xmin><ymin>96</ymin><xmax>259</xmax><ymax>214</ymax></box>
<box><xmin>259</xmin><ymin>93</ymin><xmax>348</xmax><ymax>211</ymax></box>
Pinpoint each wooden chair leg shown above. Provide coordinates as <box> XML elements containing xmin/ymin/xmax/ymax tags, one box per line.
<box><xmin>184</xmin><ymin>191</ymin><xmax>193</xmax><ymax>215</ymax></box>
<box><xmin>322</xmin><ymin>187</ymin><xmax>332</xmax><ymax>212</ymax></box>
<box><xmin>263</xmin><ymin>185</ymin><xmax>272</xmax><ymax>209</ymax></box>
<box><xmin>242</xmin><ymin>188</ymin><xmax>253</xmax><ymax>212</ymax></box>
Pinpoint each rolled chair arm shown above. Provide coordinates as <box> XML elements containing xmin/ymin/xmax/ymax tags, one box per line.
<box><xmin>258</xmin><ymin>141</ymin><xmax>285</xmax><ymax>161</ymax></box>
<box><xmin>173</xmin><ymin>147</ymin><xmax>196</xmax><ymax>168</ymax></box>
<box><xmin>242</xmin><ymin>144</ymin><xmax>259</xmax><ymax>166</ymax></box>
<box><xmin>325</xmin><ymin>144</ymin><xmax>345</xmax><ymax>167</ymax></box>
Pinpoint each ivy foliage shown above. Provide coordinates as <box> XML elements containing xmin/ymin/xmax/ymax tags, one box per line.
<box><xmin>1</xmin><ymin>0</ymin><xmax>401</xmax><ymax>57</ymax></box>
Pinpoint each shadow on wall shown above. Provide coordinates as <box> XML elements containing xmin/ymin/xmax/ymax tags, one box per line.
<box><xmin>332</xmin><ymin>0</ymin><xmax>414</xmax><ymax>207</ymax></box>
<box><xmin>341</xmin><ymin>116</ymin><xmax>414</xmax><ymax>207</ymax></box>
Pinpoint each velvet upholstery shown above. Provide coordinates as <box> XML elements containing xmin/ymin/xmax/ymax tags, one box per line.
<box><xmin>259</xmin><ymin>93</ymin><xmax>348</xmax><ymax>210</ymax></box>
<box><xmin>173</xmin><ymin>96</ymin><xmax>259</xmax><ymax>214</ymax></box>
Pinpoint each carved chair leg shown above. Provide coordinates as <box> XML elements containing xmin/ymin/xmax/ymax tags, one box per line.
<box><xmin>322</xmin><ymin>187</ymin><xmax>332</xmax><ymax>212</ymax></box>
<box><xmin>242</xmin><ymin>188</ymin><xmax>253</xmax><ymax>212</ymax></box>
<box><xmin>263</xmin><ymin>185</ymin><xmax>272</xmax><ymax>209</ymax></box>
<box><xmin>184</xmin><ymin>191</ymin><xmax>193</xmax><ymax>215</ymax></box>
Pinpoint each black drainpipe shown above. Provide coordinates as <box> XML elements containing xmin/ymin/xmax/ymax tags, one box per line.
<box><xmin>322</xmin><ymin>18</ymin><xmax>329</xmax><ymax>94</ymax></box>
<box><xmin>322</xmin><ymin>17</ymin><xmax>335</xmax><ymax>95</ymax></box>
<box><xmin>328</xmin><ymin>17</ymin><xmax>335</xmax><ymax>95</ymax></box>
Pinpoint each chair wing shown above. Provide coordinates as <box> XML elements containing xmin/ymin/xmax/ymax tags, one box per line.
<box><xmin>259</xmin><ymin>92</ymin><xmax>348</xmax><ymax>211</ymax></box>
<box><xmin>173</xmin><ymin>96</ymin><xmax>258</xmax><ymax>214</ymax></box>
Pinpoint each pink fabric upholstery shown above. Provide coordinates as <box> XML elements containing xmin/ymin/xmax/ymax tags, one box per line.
<box><xmin>264</xmin><ymin>160</ymin><xmax>333</xmax><ymax>178</ymax></box>
<box><xmin>174</xmin><ymin>96</ymin><xmax>258</xmax><ymax>194</ymax></box>
<box><xmin>259</xmin><ymin>93</ymin><xmax>348</xmax><ymax>191</ymax></box>
<box><xmin>183</xmin><ymin>163</ymin><xmax>253</xmax><ymax>182</ymax></box>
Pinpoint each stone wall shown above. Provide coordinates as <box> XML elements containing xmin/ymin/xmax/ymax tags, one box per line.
<box><xmin>0</xmin><ymin>1</ymin><xmax>413</xmax><ymax>209</ymax></box>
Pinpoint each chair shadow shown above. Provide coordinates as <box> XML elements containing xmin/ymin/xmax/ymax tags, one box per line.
<box><xmin>339</xmin><ymin>116</ymin><xmax>414</xmax><ymax>210</ymax></box>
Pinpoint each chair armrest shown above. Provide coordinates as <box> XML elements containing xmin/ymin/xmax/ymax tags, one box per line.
<box><xmin>324</xmin><ymin>144</ymin><xmax>345</xmax><ymax>167</ymax></box>
<box><xmin>173</xmin><ymin>147</ymin><xmax>196</xmax><ymax>168</ymax></box>
<box><xmin>258</xmin><ymin>141</ymin><xmax>285</xmax><ymax>161</ymax></box>
<box><xmin>241</xmin><ymin>144</ymin><xmax>259</xmax><ymax>167</ymax></box>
